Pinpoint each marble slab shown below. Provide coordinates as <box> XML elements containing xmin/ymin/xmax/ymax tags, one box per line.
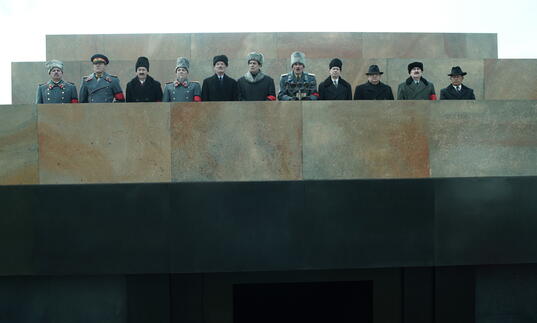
<box><xmin>484</xmin><ymin>59</ymin><xmax>537</xmax><ymax>100</ymax></box>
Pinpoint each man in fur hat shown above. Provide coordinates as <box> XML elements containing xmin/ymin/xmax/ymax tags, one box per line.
<box><xmin>318</xmin><ymin>58</ymin><xmax>352</xmax><ymax>100</ymax></box>
<box><xmin>79</xmin><ymin>54</ymin><xmax>125</xmax><ymax>103</ymax></box>
<box><xmin>354</xmin><ymin>65</ymin><xmax>394</xmax><ymax>100</ymax></box>
<box><xmin>237</xmin><ymin>52</ymin><xmax>276</xmax><ymax>101</ymax></box>
<box><xmin>278</xmin><ymin>51</ymin><xmax>319</xmax><ymax>101</ymax></box>
<box><xmin>36</xmin><ymin>60</ymin><xmax>78</xmax><ymax>104</ymax></box>
<box><xmin>440</xmin><ymin>66</ymin><xmax>476</xmax><ymax>100</ymax></box>
<box><xmin>397</xmin><ymin>62</ymin><xmax>436</xmax><ymax>100</ymax></box>
<box><xmin>126</xmin><ymin>57</ymin><xmax>163</xmax><ymax>102</ymax></box>
<box><xmin>201</xmin><ymin>55</ymin><xmax>238</xmax><ymax>101</ymax></box>
<box><xmin>163</xmin><ymin>57</ymin><xmax>201</xmax><ymax>102</ymax></box>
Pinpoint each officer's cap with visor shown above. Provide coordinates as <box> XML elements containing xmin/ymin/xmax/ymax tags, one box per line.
<box><xmin>91</xmin><ymin>54</ymin><xmax>109</xmax><ymax>65</ymax></box>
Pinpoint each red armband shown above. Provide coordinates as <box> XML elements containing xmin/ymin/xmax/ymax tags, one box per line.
<box><xmin>193</xmin><ymin>96</ymin><xmax>202</xmax><ymax>102</ymax></box>
<box><xmin>267</xmin><ymin>95</ymin><xmax>276</xmax><ymax>101</ymax></box>
<box><xmin>312</xmin><ymin>92</ymin><xmax>320</xmax><ymax>97</ymax></box>
<box><xmin>71</xmin><ymin>99</ymin><xmax>79</xmax><ymax>103</ymax></box>
<box><xmin>429</xmin><ymin>94</ymin><xmax>437</xmax><ymax>100</ymax></box>
<box><xmin>114</xmin><ymin>93</ymin><xmax>125</xmax><ymax>101</ymax></box>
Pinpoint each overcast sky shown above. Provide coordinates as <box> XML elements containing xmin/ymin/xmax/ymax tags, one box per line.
<box><xmin>1</xmin><ymin>0</ymin><xmax>536</xmax><ymax>105</ymax></box>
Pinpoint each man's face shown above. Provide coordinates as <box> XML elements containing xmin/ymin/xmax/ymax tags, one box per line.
<box><xmin>450</xmin><ymin>75</ymin><xmax>464</xmax><ymax>86</ymax></box>
<box><xmin>49</xmin><ymin>67</ymin><xmax>63</xmax><ymax>81</ymax></box>
<box><xmin>367</xmin><ymin>73</ymin><xmax>381</xmax><ymax>84</ymax></box>
<box><xmin>136</xmin><ymin>67</ymin><xmax>148</xmax><ymax>80</ymax></box>
<box><xmin>248</xmin><ymin>60</ymin><xmax>261</xmax><ymax>74</ymax></box>
<box><xmin>329</xmin><ymin>67</ymin><xmax>341</xmax><ymax>79</ymax></box>
<box><xmin>292</xmin><ymin>63</ymin><xmax>304</xmax><ymax>75</ymax></box>
<box><xmin>176</xmin><ymin>67</ymin><xmax>188</xmax><ymax>80</ymax></box>
<box><xmin>93</xmin><ymin>62</ymin><xmax>106</xmax><ymax>74</ymax></box>
<box><xmin>410</xmin><ymin>67</ymin><xmax>422</xmax><ymax>79</ymax></box>
<box><xmin>214</xmin><ymin>61</ymin><xmax>227</xmax><ymax>75</ymax></box>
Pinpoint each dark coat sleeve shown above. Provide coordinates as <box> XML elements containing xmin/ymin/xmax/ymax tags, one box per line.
<box><xmin>125</xmin><ymin>82</ymin><xmax>133</xmax><ymax>102</ymax></box>
<box><xmin>267</xmin><ymin>78</ymin><xmax>276</xmax><ymax>100</ymax></box>
<box><xmin>386</xmin><ymin>86</ymin><xmax>394</xmax><ymax>100</ymax></box>
<box><xmin>440</xmin><ymin>88</ymin><xmax>447</xmax><ymax>100</ymax></box>
<box><xmin>318</xmin><ymin>82</ymin><xmax>326</xmax><ymax>100</ymax></box>
<box><xmin>154</xmin><ymin>81</ymin><xmax>163</xmax><ymax>102</ymax></box>
<box><xmin>468</xmin><ymin>89</ymin><xmax>476</xmax><ymax>100</ymax></box>
<box><xmin>232</xmin><ymin>79</ymin><xmax>238</xmax><ymax>101</ymax></box>
<box><xmin>201</xmin><ymin>79</ymin><xmax>209</xmax><ymax>101</ymax></box>
<box><xmin>346</xmin><ymin>84</ymin><xmax>352</xmax><ymax>100</ymax></box>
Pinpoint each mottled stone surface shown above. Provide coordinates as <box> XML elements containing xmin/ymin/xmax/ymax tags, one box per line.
<box><xmin>276</xmin><ymin>32</ymin><xmax>363</xmax><ymax>59</ymax></box>
<box><xmin>484</xmin><ymin>59</ymin><xmax>537</xmax><ymax>100</ymax></box>
<box><xmin>303</xmin><ymin>101</ymin><xmax>431</xmax><ymax>180</ymax></box>
<box><xmin>0</xmin><ymin>105</ymin><xmax>38</xmax><ymax>185</ymax></box>
<box><xmin>171</xmin><ymin>101</ymin><xmax>302</xmax><ymax>181</ymax></box>
<box><xmin>192</xmin><ymin>33</ymin><xmax>277</xmax><ymax>60</ymax></box>
<box><xmin>429</xmin><ymin>101</ymin><xmax>537</xmax><ymax>177</ymax></box>
<box><xmin>444</xmin><ymin>33</ymin><xmax>498</xmax><ymax>59</ymax></box>
<box><xmin>102</xmin><ymin>34</ymin><xmax>191</xmax><ymax>60</ymax></box>
<box><xmin>363</xmin><ymin>33</ymin><xmax>447</xmax><ymax>59</ymax></box>
<box><xmin>385</xmin><ymin>59</ymin><xmax>485</xmax><ymax>100</ymax></box>
<box><xmin>46</xmin><ymin>34</ymin><xmax>105</xmax><ymax>62</ymax></box>
<box><xmin>38</xmin><ymin>103</ymin><xmax>171</xmax><ymax>184</ymax></box>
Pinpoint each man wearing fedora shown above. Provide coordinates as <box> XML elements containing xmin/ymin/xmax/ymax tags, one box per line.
<box><xmin>318</xmin><ymin>58</ymin><xmax>352</xmax><ymax>100</ymax></box>
<box><xmin>440</xmin><ymin>66</ymin><xmax>476</xmax><ymax>100</ymax></box>
<box><xmin>126</xmin><ymin>57</ymin><xmax>163</xmax><ymax>102</ymax></box>
<box><xmin>278</xmin><ymin>51</ymin><xmax>319</xmax><ymax>101</ymax></box>
<box><xmin>397</xmin><ymin>62</ymin><xmax>436</xmax><ymax>100</ymax></box>
<box><xmin>79</xmin><ymin>54</ymin><xmax>124</xmax><ymax>103</ymax></box>
<box><xmin>237</xmin><ymin>52</ymin><xmax>276</xmax><ymax>101</ymax></box>
<box><xmin>163</xmin><ymin>57</ymin><xmax>202</xmax><ymax>102</ymax></box>
<box><xmin>36</xmin><ymin>60</ymin><xmax>78</xmax><ymax>104</ymax></box>
<box><xmin>201</xmin><ymin>55</ymin><xmax>238</xmax><ymax>101</ymax></box>
<box><xmin>354</xmin><ymin>65</ymin><xmax>394</xmax><ymax>100</ymax></box>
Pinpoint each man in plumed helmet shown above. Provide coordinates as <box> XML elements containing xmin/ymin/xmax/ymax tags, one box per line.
<box><xmin>201</xmin><ymin>55</ymin><xmax>238</xmax><ymax>101</ymax></box>
<box><xmin>79</xmin><ymin>54</ymin><xmax>125</xmax><ymax>103</ymax></box>
<box><xmin>278</xmin><ymin>51</ymin><xmax>319</xmax><ymax>101</ymax></box>
<box><xmin>354</xmin><ymin>65</ymin><xmax>394</xmax><ymax>100</ymax></box>
<box><xmin>237</xmin><ymin>52</ymin><xmax>276</xmax><ymax>101</ymax></box>
<box><xmin>318</xmin><ymin>58</ymin><xmax>352</xmax><ymax>100</ymax></box>
<box><xmin>36</xmin><ymin>60</ymin><xmax>78</xmax><ymax>104</ymax></box>
<box><xmin>397</xmin><ymin>61</ymin><xmax>436</xmax><ymax>100</ymax></box>
<box><xmin>163</xmin><ymin>57</ymin><xmax>202</xmax><ymax>102</ymax></box>
<box><xmin>440</xmin><ymin>66</ymin><xmax>476</xmax><ymax>100</ymax></box>
<box><xmin>126</xmin><ymin>57</ymin><xmax>163</xmax><ymax>102</ymax></box>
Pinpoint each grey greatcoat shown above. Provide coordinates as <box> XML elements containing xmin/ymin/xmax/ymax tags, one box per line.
<box><xmin>79</xmin><ymin>72</ymin><xmax>124</xmax><ymax>103</ymax></box>
<box><xmin>397</xmin><ymin>77</ymin><xmax>436</xmax><ymax>100</ymax></box>
<box><xmin>36</xmin><ymin>79</ymin><xmax>78</xmax><ymax>104</ymax></box>
<box><xmin>162</xmin><ymin>80</ymin><xmax>202</xmax><ymax>102</ymax></box>
<box><xmin>278</xmin><ymin>72</ymin><xmax>319</xmax><ymax>101</ymax></box>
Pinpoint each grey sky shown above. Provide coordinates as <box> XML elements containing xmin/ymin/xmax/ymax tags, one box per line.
<box><xmin>1</xmin><ymin>0</ymin><xmax>536</xmax><ymax>104</ymax></box>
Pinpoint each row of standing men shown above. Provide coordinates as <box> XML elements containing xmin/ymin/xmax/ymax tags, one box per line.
<box><xmin>36</xmin><ymin>51</ymin><xmax>476</xmax><ymax>104</ymax></box>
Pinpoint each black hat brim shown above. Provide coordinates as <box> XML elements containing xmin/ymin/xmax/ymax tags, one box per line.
<box><xmin>366</xmin><ymin>72</ymin><xmax>384</xmax><ymax>75</ymax></box>
<box><xmin>448</xmin><ymin>72</ymin><xmax>467</xmax><ymax>76</ymax></box>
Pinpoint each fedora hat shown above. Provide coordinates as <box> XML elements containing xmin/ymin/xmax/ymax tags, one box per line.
<box><xmin>448</xmin><ymin>66</ymin><xmax>467</xmax><ymax>76</ymax></box>
<box><xmin>366</xmin><ymin>65</ymin><xmax>384</xmax><ymax>75</ymax></box>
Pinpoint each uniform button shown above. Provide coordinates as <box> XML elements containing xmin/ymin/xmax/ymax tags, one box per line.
<box><xmin>62</xmin><ymin>92</ymin><xmax>64</xmax><ymax>94</ymax></box>
<box><xmin>47</xmin><ymin>98</ymin><xmax>50</xmax><ymax>101</ymax></box>
<box><xmin>61</xmin><ymin>97</ymin><xmax>64</xmax><ymax>99</ymax></box>
<box><xmin>47</xmin><ymin>93</ymin><xmax>50</xmax><ymax>95</ymax></box>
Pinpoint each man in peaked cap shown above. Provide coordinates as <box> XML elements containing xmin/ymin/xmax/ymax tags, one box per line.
<box><xmin>36</xmin><ymin>60</ymin><xmax>78</xmax><ymax>104</ymax></box>
<box><xmin>163</xmin><ymin>57</ymin><xmax>202</xmax><ymax>102</ymax></box>
<box><xmin>126</xmin><ymin>57</ymin><xmax>163</xmax><ymax>102</ymax></box>
<box><xmin>318</xmin><ymin>58</ymin><xmax>352</xmax><ymax>100</ymax></box>
<box><xmin>397</xmin><ymin>61</ymin><xmax>436</xmax><ymax>100</ymax></box>
<box><xmin>79</xmin><ymin>54</ymin><xmax>125</xmax><ymax>103</ymax></box>
<box><xmin>354</xmin><ymin>65</ymin><xmax>394</xmax><ymax>100</ymax></box>
<box><xmin>201</xmin><ymin>54</ymin><xmax>238</xmax><ymax>101</ymax></box>
<box><xmin>440</xmin><ymin>66</ymin><xmax>476</xmax><ymax>100</ymax></box>
<box><xmin>278</xmin><ymin>51</ymin><xmax>319</xmax><ymax>101</ymax></box>
<box><xmin>237</xmin><ymin>52</ymin><xmax>276</xmax><ymax>101</ymax></box>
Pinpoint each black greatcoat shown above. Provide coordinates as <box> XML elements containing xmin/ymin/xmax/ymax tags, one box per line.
<box><xmin>318</xmin><ymin>77</ymin><xmax>352</xmax><ymax>100</ymax></box>
<box><xmin>354</xmin><ymin>81</ymin><xmax>394</xmax><ymax>100</ymax></box>
<box><xmin>440</xmin><ymin>84</ymin><xmax>476</xmax><ymax>100</ymax></box>
<box><xmin>201</xmin><ymin>74</ymin><xmax>238</xmax><ymax>101</ymax></box>
<box><xmin>125</xmin><ymin>75</ymin><xmax>163</xmax><ymax>102</ymax></box>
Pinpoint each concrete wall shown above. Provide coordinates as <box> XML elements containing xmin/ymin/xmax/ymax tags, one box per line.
<box><xmin>1</xmin><ymin>101</ymin><xmax>536</xmax><ymax>185</ymax></box>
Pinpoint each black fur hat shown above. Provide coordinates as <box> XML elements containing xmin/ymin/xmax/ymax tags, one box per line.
<box><xmin>329</xmin><ymin>58</ymin><xmax>342</xmax><ymax>70</ymax></box>
<box><xmin>135</xmin><ymin>57</ymin><xmax>150</xmax><ymax>71</ymax></box>
<box><xmin>407</xmin><ymin>61</ymin><xmax>424</xmax><ymax>73</ymax></box>
<box><xmin>213</xmin><ymin>55</ymin><xmax>229</xmax><ymax>66</ymax></box>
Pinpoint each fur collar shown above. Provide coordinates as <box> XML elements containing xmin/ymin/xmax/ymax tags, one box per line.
<box><xmin>243</xmin><ymin>71</ymin><xmax>265</xmax><ymax>83</ymax></box>
<box><xmin>405</xmin><ymin>77</ymin><xmax>429</xmax><ymax>86</ymax></box>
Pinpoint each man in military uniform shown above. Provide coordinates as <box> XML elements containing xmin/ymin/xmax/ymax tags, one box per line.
<box><xmin>440</xmin><ymin>66</ymin><xmax>476</xmax><ymax>100</ymax></box>
<box><xmin>35</xmin><ymin>60</ymin><xmax>78</xmax><ymax>104</ymax></box>
<box><xmin>278</xmin><ymin>51</ymin><xmax>319</xmax><ymax>101</ymax></box>
<box><xmin>79</xmin><ymin>54</ymin><xmax>125</xmax><ymax>103</ymax></box>
<box><xmin>163</xmin><ymin>57</ymin><xmax>202</xmax><ymax>102</ymax></box>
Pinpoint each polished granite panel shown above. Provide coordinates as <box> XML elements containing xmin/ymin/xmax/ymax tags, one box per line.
<box><xmin>102</xmin><ymin>33</ymin><xmax>191</xmax><ymax>60</ymax></box>
<box><xmin>38</xmin><ymin>103</ymin><xmax>171</xmax><ymax>184</ymax></box>
<box><xmin>385</xmin><ymin>59</ymin><xmax>484</xmax><ymax>100</ymax></box>
<box><xmin>171</xmin><ymin>101</ymin><xmax>302</xmax><ymax>181</ymax></box>
<box><xmin>276</xmin><ymin>32</ymin><xmax>363</xmax><ymax>59</ymax></box>
<box><xmin>429</xmin><ymin>101</ymin><xmax>537</xmax><ymax>177</ymax></box>
<box><xmin>191</xmin><ymin>33</ymin><xmax>277</xmax><ymax>60</ymax></box>
<box><xmin>12</xmin><ymin>61</ymin><xmax>82</xmax><ymax>105</ymax></box>
<box><xmin>443</xmin><ymin>33</ymin><xmax>498</xmax><ymax>59</ymax></box>
<box><xmin>484</xmin><ymin>59</ymin><xmax>537</xmax><ymax>100</ymax></box>
<box><xmin>303</xmin><ymin>101</ymin><xmax>430</xmax><ymax>179</ymax></box>
<box><xmin>46</xmin><ymin>34</ymin><xmax>105</xmax><ymax>62</ymax></box>
<box><xmin>363</xmin><ymin>33</ymin><xmax>447</xmax><ymax>59</ymax></box>
<box><xmin>0</xmin><ymin>105</ymin><xmax>38</xmax><ymax>185</ymax></box>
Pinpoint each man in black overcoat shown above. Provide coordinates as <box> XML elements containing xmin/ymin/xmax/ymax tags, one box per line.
<box><xmin>318</xmin><ymin>58</ymin><xmax>352</xmax><ymax>100</ymax></box>
<box><xmin>440</xmin><ymin>66</ymin><xmax>476</xmax><ymax>100</ymax></box>
<box><xmin>125</xmin><ymin>57</ymin><xmax>163</xmax><ymax>102</ymax></box>
<box><xmin>354</xmin><ymin>65</ymin><xmax>394</xmax><ymax>100</ymax></box>
<box><xmin>201</xmin><ymin>55</ymin><xmax>238</xmax><ymax>101</ymax></box>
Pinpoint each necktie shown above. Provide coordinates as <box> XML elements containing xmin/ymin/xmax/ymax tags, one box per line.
<box><xmin>333</xmin><ymin>80</ymin><xmax>338</xmax><ymax>87</ymax></box>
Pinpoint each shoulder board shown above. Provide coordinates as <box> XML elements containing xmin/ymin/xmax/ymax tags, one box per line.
<box><xmin>105</xmin><ymin>77</ymin><xmax>112</xmax><ymax>83</ymax></box>
<box><xmin>39</xmin><ymin>83</ymin><xmax>46</xmax><ymax>86</ymax></box>
<box><xmin>190</xmin><ymin>81</ymin><xmax>200</xmax><ymax>84</ymax></box>
<box><xmin>109</xmin><ymin>75</ymin><xmax>118</xmax><ymax>78</ymax></box>
<box><xmin>83</xmin><ymin>75</ymin><xmax>93</xmax><ymax>82</ymax></box>
<box><xmin>165</xmin><ymin>81</ymin><xmax>174</xmax><ymax>84</ymax></box>
<box><xmin>67</xmin><ymin>81</ymin><xmax>75</xmax><ymax>85</ymax></box>
<box><xmin>280</xmin><ymin>73</ymin><xmax>288</xmax><ymax>77</ymax></box>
